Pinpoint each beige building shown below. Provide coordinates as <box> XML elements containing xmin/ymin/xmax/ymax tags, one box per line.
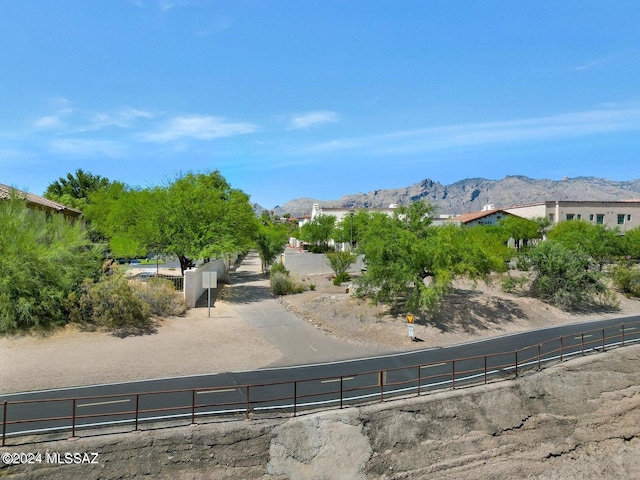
<box><xmin>0</xmin><ymin>183</ymin><xmax>82</xmax><ymax>219</ymax></box>
<box><xmin>503</xmin><ymin>200</ymin><xmax>640</xmax><ymax>233</ymax></box>
<box><xmin>309</xmin><ymin>203</ymin><xmax>399</xmax><ymax>223</ymax></box>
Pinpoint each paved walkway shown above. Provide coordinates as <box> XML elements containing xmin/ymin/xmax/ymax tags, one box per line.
<box><xmin>219</xmin><ymin>251</ymin><xmax>388</xmax><ymax>367</ymax></box>
<box><xmin>1</xmin><ymin>252</ymin><xmax>388</xmax><ymax>394</ymax></box>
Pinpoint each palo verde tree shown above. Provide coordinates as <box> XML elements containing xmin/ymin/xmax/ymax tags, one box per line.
<box><xmin>86</xmin><ymin>171</ymin><xmax>258</xmax><ymax>274</ymax></box>
<box><xmin>332</xmin><ymin>209</ymin><xmax>369</xmax><ymax>247</ymax></box>
<box><xmin>620</xmin><ymin>226</ymin><xmax>640</xmax><ymax>259</ymax></box>
<box><xmin>497</xmin><ymin>215</ymin><xmax>540</xmax><ymax>249</ymax></box>
<box><xmin>255</xmin><ymin>218</ymin><xmax>289</xmax><ymax>273</ymax></box>
<box><xmin>0</xmin><ymin>197</ymin><xmax>102</xmax><ymax>333</ymax></box>
<box><xmin>356</xmin><ymin>200</ymin><xmax>509</xmax><ymax>316</ymax></box>
<box><xmin>299</xmin><ymin>214</ymin><xmax>336</xmax><ymax>251</ymax></box>
<box><xmin>523</xmin><ymin>240</ymin><xmax>611</xmax><ymax>310</ymax></box>
<box><xmin>547</xmin><ymin>219</ymin><xmax>622</xmax><ymax>270</ymax></box>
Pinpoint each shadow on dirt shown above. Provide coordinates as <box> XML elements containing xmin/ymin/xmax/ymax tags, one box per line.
<box><xmin>426</xmin><ymin>288</ymin><xmax>528</xmax><ymax>334</ymax></box>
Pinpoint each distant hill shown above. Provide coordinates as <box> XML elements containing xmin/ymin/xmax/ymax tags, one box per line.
<box><xmin>269</xmin><ymin>176</ymin><xmax>640</xmax><ymax>217</ymax></box>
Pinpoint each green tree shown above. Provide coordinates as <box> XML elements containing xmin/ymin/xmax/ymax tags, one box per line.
<box><xmin>333</xmin><ymin>210</ymin><xmax>371</xmax><ymax>247</ymax></box>
<box><xmin>255</xmin><ymin>221</ymin><xmax>289</xmax><ymax>272</ymax></box>
<box><xmin>356</xmin><ymin>202</ymin><xmax>509</xmax><ymax>316</ymax></box>
<box><xmin>621</xmin><ymin>226</ymin><xmax>640</xmax><ymax>259</ymax></box>
<box><xmin>532</xmin><ymin>216</ymin><xmax>552</xmax><ymax>238</ymax></box>
<box><xmin>498</xmin><ymin>215</ymin><xmax>539</xmax><ymax>249</ymax></box>
<box><xmin>87</xmin><ymin>171</ymin><xmax>258</xmax><ymax>274</ymax></box>
<box><xmin>523</xmin><ymin>240</ymin><xmax>610</xmax><ymax>310</ymax></box>
<box><xmin>0</xmin><ymin>198</ymin><xmax>102</xmax><ymax>333</ymax></box>
<box><xmin>547</xmin><ymin>220</ymin><xmax>622</xmax><ymax>270</ymax></box>
<box><xmin>44</xmin><ymin>169</ymin><xmax>112</xmax><ymax>211</ymax></box>
<box><xmin>299</xmin><ymin>215</ymin><xmax>336</xmax><ymax>250</ymax></box>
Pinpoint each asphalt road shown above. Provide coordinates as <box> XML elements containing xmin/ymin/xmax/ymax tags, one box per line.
<box><xmin>2</xmin><ymin>315</ymin><xmax>639</xmax><ymax>441</ymax></box>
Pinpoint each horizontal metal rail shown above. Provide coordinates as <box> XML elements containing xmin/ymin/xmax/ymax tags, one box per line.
<box><xmin>2</xmin><ymin>320</ymin><xmax>639</xmax><ymax>446</ymax></box>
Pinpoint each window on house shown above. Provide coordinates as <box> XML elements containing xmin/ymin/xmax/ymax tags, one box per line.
<box><xmin>589</xmin><ymin>214</ymin><xmax>594</xmax><ymax>221</ymax></box>
<box><xmin>577</xmin><ymin>214</ymin><xmax>582</xmax><ymax>220</ymax></box>
<box><xmin>596</xmin><ymin>214</ymin><xmax>604</xmax><ymax>224</ymax></box>
<box><xmin>566</xmin><ymin>214</ymin><xmax>574</xmax><ymax>221</ymax></box>
<box><xmin>618</xmin><ymin>214</ymin><xmax>625</xmax><ymax>225</ymax></box>
<box><xmin>628</xmin><ymin>214</ymin><xmax>632</xmax><ymax>221</ymax></box>
<box><xmin>548</xmin><ymin>213</ymin><xmax>554</xmax><ymax>222</ymax></box>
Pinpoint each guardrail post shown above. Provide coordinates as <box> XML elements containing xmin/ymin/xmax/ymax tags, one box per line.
<box><xmin>2</xmin><ymin>401</ymin><xmax>6</xmax><ymax>447</ymax></box>
<box><xmin>451</xmin><ymin>360</ymin><xmax>456</xmax><ymax>389</ymax></box>
<box><xmin>135</xmin><ymin>394</ymin><xmax>140</xmax><ymax>431</ymax></box>
<box><xmin>71</xmin><ymin>398</ymin><xmax>77</xmax><ymax>438</ymax></box>
<box><xmin>622</xmin><ymin>324</ymin><xmax>625</xmax><ymax>347</ymax></box>
<box><xmin>245</xmin><ymin>386</ymin><xmax>251</xmax><ymax>420</ymax></box>
<box><xmin>484</xmin><ymin>356</ymin><xmax>487</xmax><ymax>384</ymax></box>
<box><xmin>191</xmin><ymin>390</ymin><xmax>196</xmax><ymax>425</ymax></box>
<box><xmin>537</xmin><ymin>344</ymin><xmax>541</xmax><ymax>370</ymax></box>
<box><xmin>602</xmin><ymin>328</ymin><xmax>606</xmax><ymax>352</ymax></box>
<box><xmin>340</xmin><ymin>378</ymin><xmax>344</xmax><ymax>408</ymax></box>
<box><xmin>515</xmin><ymin>350</ymin><xmax>518</xmax><ymax>378</ymax></box>
<box><xmin>294</xmin><ymin>382</ymin><xmax>298</xmax><ymax>416</ymax></box>
<box><xmin>560</xmin><ymin>336</ymin><xmax>564</xmax><ymax>362</ymax></box>
<box><xmin>379</xmin><ymin>371</ymin><xmax>384</xmax><ymax>402</ymax></box>
<box><xmin>417</xmin><ymin>366</ymin><xmax>422</xmax><ymax>396</ymax></box>
<box><xmin>581</xmin><ymin>333</ymin><xmax>584</xmax><ymax>356</ymax></box>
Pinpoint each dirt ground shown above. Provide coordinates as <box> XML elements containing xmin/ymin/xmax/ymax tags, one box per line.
<box><xmin>279</xmin><ymin>271</ymin><xmax>640</xmax><ymax>351</ymax></box>
<box><xmin>2</xmin><ymin>267</ymin><xmax>639</xmax><ymax>394</ymax></box>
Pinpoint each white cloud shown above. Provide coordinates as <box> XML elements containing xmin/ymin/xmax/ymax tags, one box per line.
<box><xmin>33</xmin><ymin>115</ymin><xmax>65</xmax><ymax>129</ymax></box>
<box><xmin>141</xmin><ymin>115</ymin><xmax>257</xmax><ymax>142</ymax></box>
<box><xmin>49</xmin><ymin>139</ymin><xmax>124</xmax><ymax>157</ymax></box>
<box><xmin>87</xmin><ymin>107</ymin><xmax>154</xmax><ymax>130</ymax></box>
<box><xmin>288</xmin><ymin>111</ymin><xmax>339</xmax><ymax>130</ymax></box>
<box><xmin>302</xmin><ymin>105</ymin><xmax>640</xmax><ymax>156</ymax></box>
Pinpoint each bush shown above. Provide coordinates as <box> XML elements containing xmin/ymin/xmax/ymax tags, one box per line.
<box><xmin>524</xmin><ymin>241</ymin><xmax>611</xmax><ymax>310</ymax></box>
<box><xmin>270</xmin><ymin>272</ymin><xmax>305</xmax><ymax>295</ymax></box>
<box><xmin>611</xmin><ymin>263</ymin><xmax>640</xmax><ymax>298</ymax></box>
<box><xmin>333</xmin><ymin>272</ymin><xmax>350</xmax><ymax>285</ymax></box>
<box><xmin>0</xmin><ymin>198</ymin><xmax>102</xmax><ymax>333</ymax></box>
<box><xmin>129</xmin><ymin>278</ymin><xmax>186</xmax><ymax>316</ymax></box>
<box><xmin>269</xmin><ymin>262</ymin><xmax>289</xmax><ymax>276</ymax></box>
<box><xmin>500</xmin><ymin>274</ymin><xmax>529</xmax><ymax>293</ymax></box>
<box><xmin>309</xmin><ymin>244</ymin><xmax>334</xmax><ymax>254</ymax></box>
<box><xmin>68</xmin><ymin>273</ymin><xmax>152</xmax><ymax>331</ymax></box>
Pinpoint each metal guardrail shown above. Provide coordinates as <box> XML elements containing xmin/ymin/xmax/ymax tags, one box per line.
<box><xmin>2</xmin><ymin>320</ymin><xmax>639</xmax><ymax>446</ymax></box>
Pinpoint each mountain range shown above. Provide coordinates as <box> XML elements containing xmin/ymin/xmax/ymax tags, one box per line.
<box><xmin>265</xmin><ymin>176</ymin><xmax>640</xmax><ymax>218</ymax></box>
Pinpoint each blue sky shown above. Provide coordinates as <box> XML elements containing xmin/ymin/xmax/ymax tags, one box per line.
<box><xmin>1</xmin><ymin>1</ymin><xmax>639</xmax><ymax>209</ymax></box>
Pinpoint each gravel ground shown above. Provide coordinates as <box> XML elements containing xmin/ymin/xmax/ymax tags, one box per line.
<box><xmin>279</xmin><ymin>271</ymin><xmax>640</xmax><ymax>351</ymax></box>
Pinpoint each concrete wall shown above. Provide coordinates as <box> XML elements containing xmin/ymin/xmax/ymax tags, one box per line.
<box><xmin>280</xmin><ymin>252</ymin><xmax>365</xmax><ymax>276</ymax></box>
<box><xmin>183</xmin><ymin>255</ymin><xmax>236</xmax><ymax>308</ymax></box>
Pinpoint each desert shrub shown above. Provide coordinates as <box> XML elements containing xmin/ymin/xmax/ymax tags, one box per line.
<box><xmin>611</xmin><ymin>263</ymin><xmax>640</xmax><ymax>298</ymax></box>
<box><xmin>67</xmin><ymin>273</ymin><xmax>151</xmax><ymax>331</ymax></box>
<box><xmin>269</xmin><ymin>262</ymin><xmax>289</xmax><ymax>276</ymax></box>
<box><xmin>524</xmin><ymin>240</ymin><xmax>610</xmax><ymax>310</ymax></box>
<box><xmin>0</xmin><ymin>198</ymin><xmax>102</xmax><ymax>333</ymax></box>
<box><xmin>309</xmin><ymin>244</ymin><xmax>334</xmax><ymax>254</ymax></box>
<box><xmin>129</xmin><ymin>278</ymin><xmax>186</xmax><ymax>316</ymax></box>
<box><xmin>326</xmin><ymin>251</ymin><xmax>357</xmax><ymax>279</ymax></box>
<box><xmin>270</xmin><ymin>272</ymin><xmax>305</xmax><ymax>295</ymax></box>
<box><xmin>501</xmin><ymin>274</ymin><xmax>529</xmax><ymax>293</ymax></box>
<box><xmin>333</xmin><ymin>272</ymin><xmax>350</xmax><ymax>285</ymax></box>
